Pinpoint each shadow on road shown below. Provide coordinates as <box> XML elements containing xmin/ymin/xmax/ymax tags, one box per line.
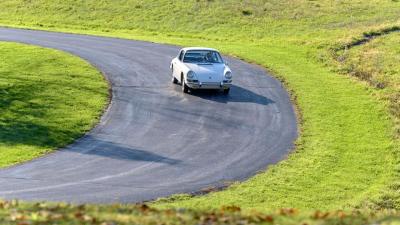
<box><xmin>189</xmin><ymin>85</ymin><xmax>275</xmax><ymax>105</ymax></box>
<box><xmin>68</xmin><ymin>136</ymin><xmax>182</xmax><ymax>165</ymax></box>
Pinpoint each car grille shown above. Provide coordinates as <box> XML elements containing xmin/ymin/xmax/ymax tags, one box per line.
<box><xmin>201</xmin><ymin>82</ymin><xmax>221</xmax><ymax>86</ymax></box>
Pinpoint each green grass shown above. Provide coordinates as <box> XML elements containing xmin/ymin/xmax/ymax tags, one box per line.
<box><xmin>0</xmin><ymin>0</ymin><xmax>399</xmax><ymax>213</ymax></box>
<box><xmin>329</xmin><ymin>30</ymin><xmax>400</xmax><ymax>210</ymax></box>
<box><xmin>0</xmin><ymin>42</ymin><xmax>108</xmax><ymax>167</ymax></box>
<box><xmin>334</xmin><ymin>32</ymin><xmax>400</xmax><ymax>137</ymax></box>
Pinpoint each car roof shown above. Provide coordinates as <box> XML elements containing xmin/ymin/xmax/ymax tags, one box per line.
<box><xmin>182</xmin><ymin>47</ymin><xmax>219</xmax><ymax>52</ymax></box>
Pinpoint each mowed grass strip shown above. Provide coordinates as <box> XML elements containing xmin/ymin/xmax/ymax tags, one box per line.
<box><xmin>0</xmin><ymin>0</ymin><xmax>398</xmax><ymax>211</ymax></box>
<box><xmin>329</xmin><ymin>32</ymin><xmax>400</xmax><ymax>208</ymax></box>
<box><xmin>0</xmin><ymin>42</ymin><xmax>108</xmax><ymax>167</ymax></box>
<box><xmin>335</xmin><ymin>32</ymin><xmax>400</xmax><ymax>137</ymax></box>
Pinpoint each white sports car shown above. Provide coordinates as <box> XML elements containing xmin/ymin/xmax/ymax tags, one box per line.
<box><xmin>170</xmin><ymin>47</ymin><xmax>233</xmax><ymax>94</ymax></box>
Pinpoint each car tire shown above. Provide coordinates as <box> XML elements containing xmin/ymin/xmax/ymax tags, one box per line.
<box><xmin>172</xmin><ymin>76</ymin><xmax>178</xmax><ymax>84</ymax></box>
<box><xmin>182</xmin><ymin>79</ymin><xmax>189</xmax><ymax>93</ymax></box>
<box><xmin>171</xmin><ymin>67</ymin><xmax>178</xmax><ymax>84</ymax></box>
<box><xmin>223</xmin><ymin>88</ymin><xmax>230</xmax><ymax>95</ymax></box>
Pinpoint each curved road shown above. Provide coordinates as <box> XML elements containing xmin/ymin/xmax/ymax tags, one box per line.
<box><xmin>0</xmin><ymin>28</ymin><xmax>297</xmax><ymax>203</ymax></box>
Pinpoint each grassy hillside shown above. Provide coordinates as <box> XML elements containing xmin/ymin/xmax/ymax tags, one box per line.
<box><xmin>0</xmin><ymin>0</ymin><xmax>399</xmax><ymax>212</ymax></box>
<box><xmin>0</xmin><ymin>0</ymin><xmax>399</xmax><ymax>40</ymax></box>
<box><xmin>329</xmin><ymin>30</ymin><xmax>400</xmax><ymax>210</ymax></box>
<box><xmin>0</xmin><ymin>42</ymin><xmax>108</xmax><ymax>167</ymax></box>
<box><xmin>334</xmin><ymin>31</ymin><xmax>400</xmax><ymax>137</ymax></box>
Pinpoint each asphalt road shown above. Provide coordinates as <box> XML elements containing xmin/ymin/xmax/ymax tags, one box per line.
<box><xmin>0</xmin><ymin>28</ymin><xmax>297</xmax><ymax>203</ymax></box>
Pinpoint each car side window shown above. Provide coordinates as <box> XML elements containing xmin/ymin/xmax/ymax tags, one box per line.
<box><xmin>178</xmin><ymin>51</ymin><xmax>184</xmax><ymax>61</ymax></box>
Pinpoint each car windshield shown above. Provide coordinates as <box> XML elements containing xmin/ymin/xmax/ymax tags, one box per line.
<box><xmin>183</xmin><ymin>50</ymin><xmax>223</xmax><ymax>63</ymax></box>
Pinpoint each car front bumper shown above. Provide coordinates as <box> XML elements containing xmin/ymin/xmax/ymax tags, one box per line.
<box><xmin>186</xmin><ymin>80</ymin><xmax>232</xmax><ymax>90</ymax></box>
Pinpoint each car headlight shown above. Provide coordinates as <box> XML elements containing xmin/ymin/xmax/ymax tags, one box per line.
<box><xmin>187</xmin><ymin>71</ymin><xmax>196</xmax><ymax>79</ymax></box>
<box><xmin>225</xmin><ymin>71</ymin><xmax>232</xmax><ymax>79</ymax></box>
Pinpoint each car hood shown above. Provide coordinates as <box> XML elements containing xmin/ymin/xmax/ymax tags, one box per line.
<box><xmin>185</xmin><ymin>63</ymin><xmax>226</xmax><ymax>82</ymax></box>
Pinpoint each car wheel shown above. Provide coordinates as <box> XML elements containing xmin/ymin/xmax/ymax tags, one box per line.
<box><xmin>223</xmin><ymin>88</ymin><xmax>230</xmax><ymax>95</ymax></box>
<box><xmin>182</xmin><ymin>78</ymin><xmax>189</xmax><ymax>93</ymax></box>
<box><xmin>172</xmin><ymin>76</ymin><xmax>178</xmax><ymax>84</ymax></box>
<box><xmin>171</xmin><ymin>67</ymin><xmax>178</xmax><ymax>84</ymax></box>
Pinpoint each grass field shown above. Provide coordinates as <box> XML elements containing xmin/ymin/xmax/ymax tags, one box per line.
<box><xmin>0</xmin><ymin>42</ymin><xmax>108</xmax><ymax>167</ymax></box>
<box><xmin>334</xmin><ymin>31</ymin><xmax>400</xmax><ymax>137</ymax></box>
<box><xmin>0</xmin><ymin>0</ymin><xmax>399</xmax><ymax>215</ymax></box>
